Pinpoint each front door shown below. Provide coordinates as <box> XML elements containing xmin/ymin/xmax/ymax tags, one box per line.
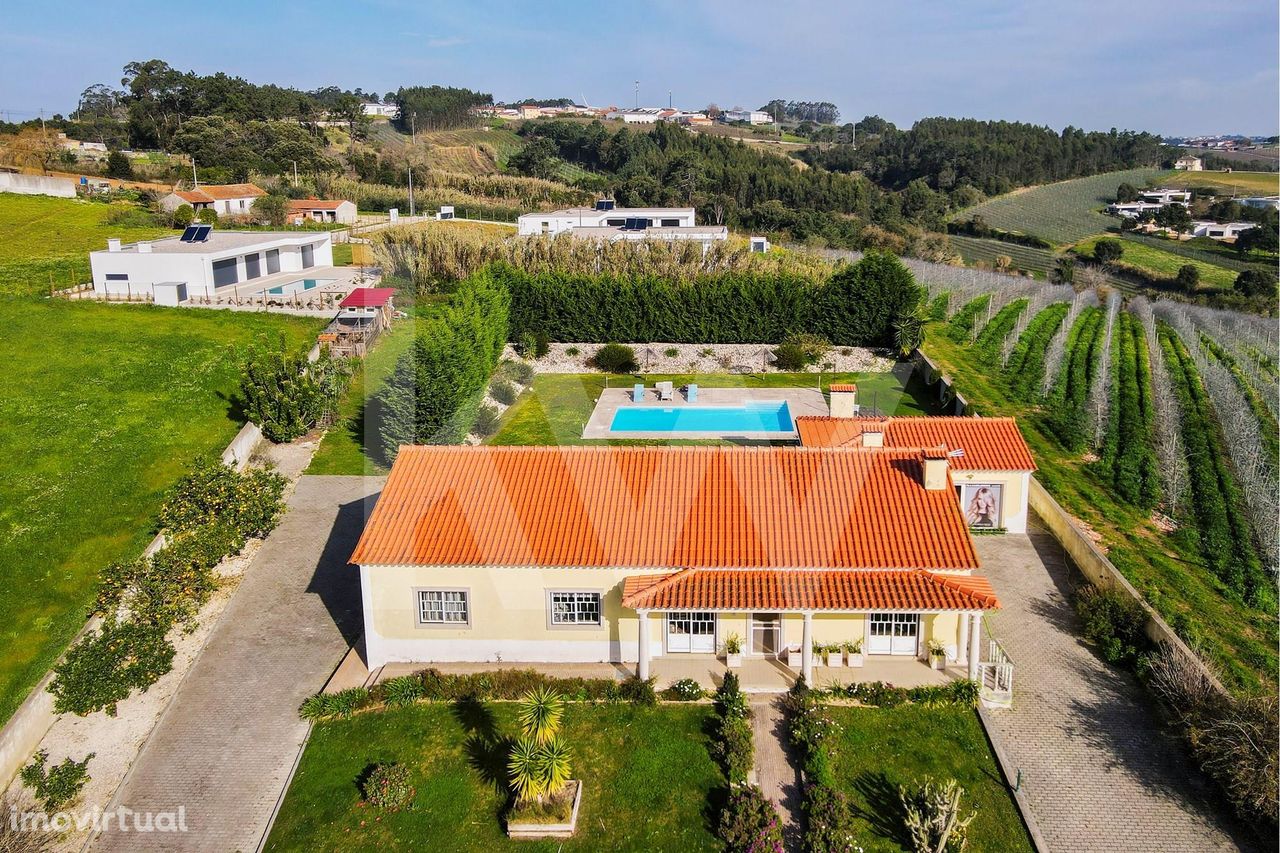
<box><xmin>868</xmin><ymin>613</ymin><xmax>919</xmax><ymax>656</ymax></box>
<box><xmin>667</xmin><ymin>612</ymin><xmax>716</xmax><ymax>653</ymax></box>
<box><xmin>750</xmin><ymin>613</ymin><xmax>781</xmax><ymax>656</ymax></box>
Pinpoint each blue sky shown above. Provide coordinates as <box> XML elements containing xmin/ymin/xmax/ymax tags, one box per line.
<box><xmin>2</xmin><ymin>0</ymin><xmax>1276</xmax><ymax>135</ymax></box>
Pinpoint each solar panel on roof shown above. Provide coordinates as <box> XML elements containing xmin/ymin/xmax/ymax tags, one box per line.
<box><xmin>192</xmin><ymin>224</ymin><xmax>212</xmax><ymax>242</ymax></box>
<box><xmin>179</xmin><ymin>225</ymin><xmax>199</xmax><ymax>242</ymax></box>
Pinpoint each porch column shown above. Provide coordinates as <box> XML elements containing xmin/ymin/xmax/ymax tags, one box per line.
<box><xmin>801</xmin><ymin>611</ymin><xmax>814</xmax><ymax>685</ymax></box>
<box><xmin>637</xmin><ymin>610</ymin><xmax>651</xmax><ymax>681</ymax></box>
<box><xmin>967</xmin><ymin>612</ymin><xmax>982</xmax><ymax>681</ymax></box>
<box><xmin>957</xmin><ymin>613</ymin><xmax>970</xmax><ymax>665</ymax></box>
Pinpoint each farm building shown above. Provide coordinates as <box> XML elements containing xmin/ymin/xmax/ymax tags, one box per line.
<box><xmin>158</xmin><ymin>183</ymin><xmax>267</xmax><ymax>216</ymax></box>
<box><xmin>287</xmin><ymin>198</ymin><xmax>357</xmax><ymax>224</ymax></box>
<box><xmin>721</xmin><ymin>109</ymin><xmax>773</xmax><ymax>125</ymax></box>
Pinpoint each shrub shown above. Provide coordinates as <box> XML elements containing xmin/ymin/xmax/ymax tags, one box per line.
<box><xmin>20</xmin><ymin>750</ymin><xmax>94</xmax><ymax>811</ymax></box>
<box><xmin>509</xmin><ymin>688</ymin><xmax>573</xmax><ymax>805</ymax></box>
<box><xmin>663</xmin><ymin>347</ymin><xmax>679</xmax><ymax>358</ymax></box>
<box><xmin>50</xmin><ymin>620</ymin><xmax>175</xmax><ymax>717</ymax></box>
<box><xmin>714</xmin><ymin>672</ymin><xmax>749</xmax><ymax>720</ymax></box>
<box><xmin>591</xmin><ymin>343</ymin><xmax>638</xmax><ymax>373</ymax></box>
<box><xmin>362</xmin><ymin>763</ymin><xmax>415</xmax><ymax>811</ymax></box>
<box><xmin>197</xmin><ymin>208</ymin><xmax>218</xmax><ymax>225</ymax></box>
<box><xmin>1093</xmin><ymin>238</ymin><xmax>1124</xmax><ymax>263</ymax></box>
<box><xmin>618</xmin><ymin>675</ymin><xmax>657</xmax><ymax>706</ymax></box>
<box><xmin>173</xmin><ymin>203</ymin><xmax>195</xmax><ymax>227</ymax></box>
<box><xmin>490</xmin><ymin>378</ymin><xmax>519</xmax><ymax>405</ymax></box>
<box><xmin>472</xmin><ymin>404</ymin><xmax>502</xmax><ymax>436</ymax></box>
<box><xmin>803</xmin><ymin>782</ymin><xmax>858</xmax><ymax>853</ymax></box>
<box><xmin>662</xmin><ymin>678</ymin><xmax>705</xmax><ymax>701</ymax></box>
<box><xmin>156</xmin><ymin>459</ymin><xmax>285</xmax><ymax>543</ymax></box>
<box><xmin>564</xmin><ymin>345</ymin><xmax>581</xmax><ymax>357</ymax></box>
<box><xmin>772</xmin><ymin>343</ymin><xmax>811</xmax><ymax>371</ymax></box>
<box><xmin>899</xmin><ymin>777</ymin><xmax>975</xmax><ymax>853</ymax></box>
<box><xmin>717</xmin><ymin>785</ymin><xmax>784</xmax><ymax>853</ymax></box>
<box><xmin>1175</xmin><ymin>264</ymin><xmax>1200</xmax><ymax>292</ymax></box>
<box><xmin>381</xmin><ymin>675</ymin><xmax>426</xmax><ymax>707</ymax></box>
<box><xmin>516</xmin><ymin>331</ymin><xmax>550</xmax><ymax>359</ymax></box>
<box><xmin>712</xmin><ymin>715</ymin><xmax>754</xmax><ymax>785</ymax></box>
<box><xmin>501</xmin><ymin>360</ymin><xmax>536</xmax><ymax>385</ymax></box>
<box><xmin>240</xmin><ymin>349</ymin><xmax>352</xmax><ymax>442</ymax></box>
<box><xmin>1074</xmin><ymin>585</ymin><xmax>1148</xmax><ymax>666</ymax></box>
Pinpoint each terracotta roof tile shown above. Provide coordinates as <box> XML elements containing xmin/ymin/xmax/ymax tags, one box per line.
<box><xmin>795</xmin><ymin>417</ymin><xmax>1036</xmax><ymax>471</ymax></box>
<box><xmin>621</xmin><ymin>568</ymin><xmax>999</xmax><ymax>611</ymax></box>
<box><xmin>351</xmin><ymin>446</ymin><xmax>979</xmax><ymax>570</ymax></box>
<box><xmin>829</xmin><ymin>383</ymin><xmax>857</xmax><ymax>393</ymax></box>
<box><xmin>193</xmin><ymin>183</ymin><xmax>267</xmax><ymax>200</ymax></box>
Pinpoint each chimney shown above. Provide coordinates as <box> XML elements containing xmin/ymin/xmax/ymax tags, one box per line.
<box><xmin>922</xmin><ymin>447</ymin><xmax>948</xmax><ymax>491</ymax></box>
<box><xmin>861</xmin><ymin>428</ymin><xmax>883</xmax><ymax>448</ymax></box>
<box><xmin>828</xmin><ymin>383</ymin><xmax>858</xmax><ymax>418</ymax></box>
<box><xmin>107</xmin><ymin>238</ymin><xmax>121</xmax><ymax>252</ymax></box>
<box><xmin>137</xmin><ymin>241</ymin><xmax>152</xmax><ymax>254</ymax></box>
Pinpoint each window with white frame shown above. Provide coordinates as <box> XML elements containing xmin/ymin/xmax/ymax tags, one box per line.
<box><xmin>417</xmin><ymin>589</ymin><xmax>469</xmax><ymax>625</ymax></box>
<box><xmin>548</xmin><ymin>591</ymin><xmax>601</xmax><ymax>626</ymax></box>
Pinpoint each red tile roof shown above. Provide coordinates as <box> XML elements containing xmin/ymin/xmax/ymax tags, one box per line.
<box><xmin>339</xmin><ymin>287</ymin><xmax>396</xmax><ymax>308</ymax></box>
<box><xmin>795</xmin><ymin>417</ymin><xmax>1036</xmax><ymax>472</ymax></box>
<box><xmin>350</xmin><ymin>446</ymin><xmax>979</xmax><ymax>570</ymax></box>
<box><xmin>621</xmin><ymin>568</ymin><xmax>999</xmax><ymax>611</ymax></box>
<box><xmin>829</xmin><ymin>383</ymin><xmax>857</xmax><ymax>393</ymax></box>
<box><xmin>174</xmin><ymin>189</ymin><xmax>214</xmax><ymax>204</ymax></box>
<box><xmin>195</xmin><ymin>183</ymin><xmax>267</xmax><ymax>200</ymax></box>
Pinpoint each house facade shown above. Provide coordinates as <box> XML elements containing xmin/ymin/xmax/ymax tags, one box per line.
<box><xmin>158</xmin><ymin>183</ymin><xmax>267</xmax><ymax>216</ymax></box>
<box><xmin>287</xmin><ymin>198</ymin><xmax>358</xmax><ymax>224</ymax></box>
<box><xmin>352</xmin><ymin>444</ymin><xmax>1003</xmax><ymax>683</ymax></box>
<box><xmin>516</xmin><ymin>201</ymin><xmax>726</xmax><ymax>247</ymax></box>
<box><xmin>1173</xmin><ymin>156</ymin><xmax>1203</xmax><ymax>171</ymax></box>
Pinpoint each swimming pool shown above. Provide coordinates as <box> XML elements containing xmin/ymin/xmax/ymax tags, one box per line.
<box><xmin>265</xmin><ymin>278</ymin><xmax>335</xmax><ymax>296</ymax></box>
<box><xmin>610</xmin><ymin>401</ymin><xmax>794</xmax><ymax>434</ymax></box>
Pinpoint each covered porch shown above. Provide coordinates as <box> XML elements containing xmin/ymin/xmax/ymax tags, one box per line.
<box><xmin>648</xmin><ymin>651</ymin><xmax>965</xmax><ymax>693</ymax></box>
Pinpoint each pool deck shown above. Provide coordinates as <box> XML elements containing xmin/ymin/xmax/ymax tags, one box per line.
<box><xmin>582</xmin><ymin>386</ymin><xmax>829</xmax><ymax>440</ymax></box>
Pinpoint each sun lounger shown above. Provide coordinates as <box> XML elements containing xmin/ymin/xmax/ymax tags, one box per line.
<box><xmin>686</xmin><ymin>384</ymin><xmax>698</xmax><ymax>403</ymax></box>
<box><xmin>657</xmin><ymin>381</ymin><xmax>674</xmax><ymax>401</ymax></box>
<box><xmin>632</xmin><ymin>383</ymin><xmax>645</xmax><ymax>402</ymax></box>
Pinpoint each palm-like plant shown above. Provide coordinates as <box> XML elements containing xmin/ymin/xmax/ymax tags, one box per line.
<box><xmin>536</xmin><ymin>738</ymin><xmax>573</xmax><ymax>796</ymax></box>
<box><xmin>517</xmin><ymin>686</ymin><xmax>564</xmax><ymax>744</ymax></box>
<box><xmin>508</xmin><ymin>738</ymin><xmax>546</xmax><ymax>803</ymax></box>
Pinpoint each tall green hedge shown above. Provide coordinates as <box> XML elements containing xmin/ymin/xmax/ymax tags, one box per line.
<box><xmin>495</xmin><ymin>250</ymin><xmax>922</xmax><ymax>347</ymax></box>
<box><xmin>374</xmin><ymin>271</ymin><xmax>510</xmax><ymax>459</ymax></box>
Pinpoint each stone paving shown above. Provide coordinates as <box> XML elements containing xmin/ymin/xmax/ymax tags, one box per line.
<box><xmin>751</xmin><ymin>695</ymin><xmax>803</xmax><ymax>853</ymax></box>
<box><xmin>91</xmin><ymin>476</ymin><xmax>382</xmax><ymax>852</ymax></box>
<box><xmin>975</xmin><ymin>522</ymin><xmax>1259</xmax><ymax>853</ymax></box>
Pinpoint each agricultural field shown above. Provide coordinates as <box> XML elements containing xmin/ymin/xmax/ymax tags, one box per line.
<box><xmin>1152</xmin><ymin>169</ymin><xmax>1279</xmax><ymax>195</ymax></box>
<box><xmin>0</xmin><ymin>194</ymin><xmax>170</xmax><ymax>296</ymax></box>
<box><xmin>955</xmin><ymin>168</ymin><xmax>1164</xmax><ymax>245</ymax></box>
<box><xmin>1120</xmin><ymin>232</ymin><xmax>1276</xmax><ymax>274</ymax></box>
<box><xmin>0</xmin><ymin>299</ymin><xmax>320</xmax><ymax>726</ymax></box>
<box><xmin>947</xmin><ymin>234</ymin><xmax>1054</xmax><ymax>278</ymax></box>
<box><xmin>1075</xmin><ymin>234</ymin><xmax>1238</xmax><ymax>291</ymax></box>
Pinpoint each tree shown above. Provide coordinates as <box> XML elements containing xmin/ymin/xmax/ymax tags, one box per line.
<box><xmin>1235</xmin><ymin>225</ymin><xmax>1279</xmax><ymax>257</ymax></box>
<box><xmin>172</xmin><ymin>204</ymin><xmax>195</xmax><ymax>227</ymax></box>
<box><xmin>1093</xmin><ymin>238</ymin><xmax>1124</xmax><ymax>263</ymax></box>
<box><xmin>1234</xmin><ymin>269</ymin><xmax>1278</xmax><ymax>298</ymax></box>
<box><xmin>197</xmin><ymin>208</ymin><xmax>218</xmax><ymax>225</ymax></box>
<box><xmin>816</xmin><ymin>250</ymin><xmax>924</xmax><ymax>347</ymax></box>
<box><xmin>506</xmin><ymin>137</ymin><xmax>560</xmax><ymax>180</ymax></box>
<box><xmin>106</xmin><ymin>150</ymin><xmax>133</xmax><ymax>179</ymax></box>
<box><xmin>1156</xmin><ymin>203</ymin><xmax>1192</xmax><ymax>236</ymax></box>
<box><xmin>1115</xmin><ymin>183</ymin><xmax>1139</xmax><ymax>202</ymax></box>
<box><xmin>1175</xmin><ymin>264</ymin><xmax>1200</xmax><ymax>292</ymax></box>
<box><xmin>254</xmin><ymin>194</ymin><xmax>290</xmax><ymax>227</ymax></box>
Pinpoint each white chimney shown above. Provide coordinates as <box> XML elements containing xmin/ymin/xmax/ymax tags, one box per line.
<box><xmin>861</xmin><ymin>429</ymin><xmax>884</xmax><ymax>448</ymax></box>
<box><xmin>137</xmin><ymin>241</ymin><xmax>152</xmax><ymax>254</ymax></box>
<box><xmin>107</xmin><ymin>238</ymin><xmax>121</xmax><ymax>252</ymax></box>
<box><xmin>922</xmin><ymin>447</ymin><xmax>949</xmax><ymax>491</ymax></box>
<box><xmin>829</xmin><ymin>383</ymin><xmax>859</xmax><ymax>418</ymax></box>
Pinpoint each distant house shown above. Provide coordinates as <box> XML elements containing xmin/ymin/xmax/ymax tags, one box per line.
<box><xmin>517</xmin><ymin>200</ymin><xmax>727</xmax><ymax>249</ymax></box>
<box><xmin>1240</xmin><ymin>197</ymin><xmax>1280</xmax><ymax>211</ymax></box>
<box><xmin>1138</xmin><ymin>189</ymin><xmax>1192</xmax><ymax>206</ymax></box>
<box><xmin>721</xmin><ymin>109</ymin><xmax>772</xmax><ymax>125</ymax></box>
<box><xmin>1191</xmin><ymin>220</ymin><xmax>1256</xmax><ymax>241</ymax></box>
<box><xmin>159</xmin><ymin>183</ymin><xmax>267</xmax><ymax>217</ymax></box>
<box><xmin>606</xmin><ymin>109</ymin><xmax>662</xmax><ymax>124</ymax></box>
<box><xmin>287</xmin><ymin>198</ymin><xmax>357</xmax><ymax>225</ymax></box>
<box><xmin>1107</xmin><ymin>201</ymin><xmax>1163</xmax><ymax>218</ymax></box>
<box><xmin>518</xmin><ymin>104</ymin><xmax>543</xmax><ymax>120</ymax></box>
<box><xmin>361</xmin><ymin>102</ymin><xmax>398</xmax><ymax>118</ymax></box>
<box><xmin>1173</xmin><ymin>155</ymin><xmax>1203</xmax><ymax>171</ymax></box>
<box><xmin>677</xmin><ymin>114</ymin><xmax>713</xmax><ymax>127</ymax></box>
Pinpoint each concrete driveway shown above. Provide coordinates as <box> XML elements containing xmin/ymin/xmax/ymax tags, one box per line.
<box><xmin>91</xmin><ymin>475</ymin><xmax>383</xmax><ymax>852</ymax></box>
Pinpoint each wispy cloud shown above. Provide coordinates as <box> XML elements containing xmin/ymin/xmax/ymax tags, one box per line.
<box><xmin>426</xmin><ymin>36</ymin><xmax>466</xmax><ymax>48</ymax></box>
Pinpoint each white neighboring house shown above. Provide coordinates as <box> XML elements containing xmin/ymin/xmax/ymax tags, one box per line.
<box><xmin>1138</xmin><ymin>189</ymin><xmax>1192</xmax><ymax>206</ymax></box>
<box><xmin>1173</xmin><ymin>155</ymin><xmax>1203</xmax><ymax>171</ymax></box>
<box><xmin>158</xmin><ymin>183</ymin><xmax>267</xmax><ymax>217</ymax></box>
<box><xmin>516</xmin><ymin>201</ymin><xmax>727</xmax><ymax>247</ymax></box>
<box><xmin>721</xmin><ymin>109</ymin><xmax>772</xmax><ymax>125</ymax></box>
<box><xmin>287</xmin><ymin>198</ymin><xmax>357</xmax><ymax>224</ymax></box>
<box><xmin>90</xmin><ymin>230</ymin><xmax>334</xmax><ymax>304</ymax></box>
<box><xmin>1191</xmin><ymin>221</ymin><xmax>1257</xmax><ymax>241</ymax></box>
<box><xmin>1107</xmin><ymin>201</ymin><xmax>1164</xmax><ymax>218</ymax></box>
<box><xmin>0</xmin><ymin>172</ymin><xmax>77</xmax><ymax>198</ymax></box>
<box><xmin>361</xmin><ymin>102</ymin><xmax>399</xmax><ymax>118</ymax></box>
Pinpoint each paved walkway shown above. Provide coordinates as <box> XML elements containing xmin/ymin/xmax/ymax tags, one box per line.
<box><xmin>751</xmin><ymin>696</ymin><xmax>803</xmax><ymax>852</ymax></box>
<box><xmin>975</xmin><ymin>524</ymin><xmax>1258</xmax><ymax>853</ymax></box>
<box><xmin>92</xmin><ymin>476</ymin><xmax>383</xmax><ymax>852</ymax></box>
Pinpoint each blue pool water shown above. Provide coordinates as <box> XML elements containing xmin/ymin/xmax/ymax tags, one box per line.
<box><xmin>610</xmin><ymin>402</ymin><xmax>794</xmax><ymax>433</ymax></box>
<box><xmin>266</xmin><ymin>278</ymin><xmax>333</xmax><ymax>296</ymax></box>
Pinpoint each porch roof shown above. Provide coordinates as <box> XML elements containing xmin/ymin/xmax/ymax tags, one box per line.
<box><xmin>621</xmin><ymin>568</ymin><xmax>999</xmax><ymax>612</ymax></box>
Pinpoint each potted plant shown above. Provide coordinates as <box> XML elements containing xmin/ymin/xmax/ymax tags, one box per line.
<box><xmin>823</xmin><ymin>643</ymin><xmax>845</xmax><ymax>667</ymax></box>
<box><xmin>844</xmin><ymin>639</ymin><xmax>864</xmax><ymax>668</ymax></box>
<box><xmin>785</xmin><ymin>644</ymin><xmax>803</xmax><ymax>668</ymax></box>
<box><xmin>507</xmin><ymin>687</ymin><xmax>581</xmax><ymax>839</ymax></box>
<box><xmin>723</xmin><ymin>633</ymin><xmax>743</xmax><ymax>668</ymax></box>
<box><xmin>927</xmin><ymin>640</ymin><xmax>947</xmax><ymax>671</ymax></box>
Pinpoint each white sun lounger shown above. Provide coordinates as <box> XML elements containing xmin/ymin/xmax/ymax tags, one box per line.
<box><xmin>632</xmin><ymin>383</ymin><xmax>645</xmax><ymax>402</ymax></box>
<box><xmin>686</xmin><ymin>384</ymin><xmax>698</xmax><ymax>403</ymax></box>
<box><xmin>657</xmin><ymin>381</ymin><xmax>674</xmax><ymax>401</ymax></box>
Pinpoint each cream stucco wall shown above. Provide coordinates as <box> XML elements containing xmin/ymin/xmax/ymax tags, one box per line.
<box><xmin>950</xmin><ymin>469</ymin><xmax>1031</xmax><ymax>533</ymax></box>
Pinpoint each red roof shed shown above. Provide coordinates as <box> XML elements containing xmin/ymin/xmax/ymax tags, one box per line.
<box><xmin>339</xmin><ymin>287</ymin><xmax>396</xmax><ymax>308</ymax></box>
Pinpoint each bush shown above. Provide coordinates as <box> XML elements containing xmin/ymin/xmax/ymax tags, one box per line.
<box><xmin>50</xmin><ymin>620</ymin><xmax>175</xmax><ymax>717</ymax></box>
<box><xmin>803</xmin><ymin>782</ymin><xmax>858</xmax><ymax>853</ymax></box>
<box><xmin>717</xmin><ymin>785</ymin><xmax>784</xmax><ymax>853</ymax></box>
<box><xmin>501</xmin><ymin>360</ymin><xmax>536</xmax><ymax>385</ymax></box>
<box><xmin>240</xmin><ymin>349</ymin><xmax>352</xmax><ymax>443</ymax></box>
<box><xmin>662</xmin><ymin>678</ymin><xmax>705</xmax><ymax>701</ymax></box>
<box><xmin>362</xmin><ymin>763</ymin><xmax>415</xmax><ymax>811</ymax></box>
<box><xmin>1074</xmin><ymin>585</ymin><xmax>1148</xmax><ymax>666</ymax></box>
<box><xmin>712</xmin><ymin>715</ymin><xmax>754</xmax><ymax>785</ymax></box>
<box><xmin>20</xmin><ymin>750</ymin><xmax>94</xmax><ymax>811</ymax></box>
<box><xmin>900</xmin><ymin>777</ymin><xmax>975</xmax><ymax>853</ymax></box>
<box><xmin>663</xmin><ymin>347</ymin><xmax>679</xmax><ymax>358</ymax></box>
<box><xmin>173</xmin><ymin>203</ymin><xmax>195</xmax><ymax>227</ymax></box>
<box><xmin>156</xmin><ymin>458</ymin><xmax>285</xmax><ymax>542</ymax></box>
<box><xmin>516</xmin><ymin>330</ymin><xmax>549</xmax><ymax>359</ymax></box>
<box><xmin>381</xmin><ymin>675</ymin><xmax>426</xmax><ymax>707</ymax></box>
<box><xmin>590</xmin><ymin>343</ymin><xmax>638</xmax><ymax>373</ymax></box>
<box><xmin>490</xmin><ymin>378</ymin><xmax>519</xmax><ymax>405</ymax></box>
<box><xmin>617</xmin><ymin>675</ymin><xmax>657</xmax><ymax>706</ymax></box>
<box><xmin>472</xmin><ymin>404</ymin><xmax>501</xmax><ymax>436</ymax></box>
<box><xmin>714</xmin><ymin>672</ymin><xmax>749</xmax><ymax>720</ymax></box>
<box><xmin>1093</xmin><ymin>238</ymin><xmax>1124</xmax><ymax>263</ymax></box>
<box><xmin>564</xmin><ymin>346</ymin><xmax>580</xmax><ymax>357</ymax></box>
<box><xmin>197</xmin><ymin>208</ymin><xmax>218</xmax><ymax>225</ymax></box>
<box><xmin>1175</xmin><ymin>263</ymin><xmax>1200</xmax><ymax>292</ymax></box>
<box><xmin>772</xmin><ymin>343</ymin><xmax>810</xmax><ymax>371</ymax></box>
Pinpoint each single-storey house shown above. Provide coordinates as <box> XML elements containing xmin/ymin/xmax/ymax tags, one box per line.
<box><xmin>795</xmin><ymin>395</ymin><xmax>1036</xmax><ymax>534</ymax></box>
<box><xmin>721</xmin><ymin>109</ymin><xmax>773</xmax><ymax>125</ymax></box>
<box><xmin>351</xmin><ymin>443</ymin><xmax>1002</xmax><ymax>683</ymax></box>
<box><xmin>287</xmin><ymin>198</ymin><xmax>357</xmax><ymax>225</ymax></box>
<box><xmin>518</xmin><ymin>202</ymin><xmax>697</xmax><ymax>236</ymax></box>
<box><xmin>158</xmin><ymin>183</ymin><xmax>267</xmax><ymax>216</ymax></box>
<box><xmin>89</xmin><ymin>229</ymin><xmax>334</xmax><ymax>303</ymax></box>
<box><xmin>1190</xmin><ymin>220</ymin><xmax>1257</xmax><ymax>241</ymax></box>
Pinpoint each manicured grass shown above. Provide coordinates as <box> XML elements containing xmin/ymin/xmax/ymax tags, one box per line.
<box><xmin>306</xmin><ymin>317</ymin><xmax>418</xmax><ymax>475</ymax></box>
<box><xmin>264</xmin><ymin>702</ymin><xmax>720</xmax><ymax>852</ymax></box>
<box><xmin>331</xmin><ymin>243</ymin><xmax>353</xmax><ymax>266</ymax></box>
<box><xmin>0</xmin><ymin>299</ymin><xmax>321</xmax><ymax>725</ymax></box>
<box><xmin>1074</xmin><ymin>235</ymin><xmax>1237</xmax><ymax>290</ymax></box>
<box><xmin>923</xmin><ymin>326</ymin><xmax>1277</xmax><ymax>692</ymax></box>
<box><xmin>0</xmin><ymin>194</ymin><xmax>170</xmax><ymax>296</ymax></box>
<box><xmin>1153</xmin><ymin>170</ymin><xmax>1280</xmax><ymax>195</ymax></box>
<box><xmin>490</xmin><ymin>369</ymin><xmax>937</xmax><ymax>447</ymax></box>
<box><xmin>956</xmin><ymin>168</ymin><xmax>1165</xmax><ymax>245</ymax></box>
<box><xmin>824</xmin><ymin>705</ymin><xmax>1034</xmax><ymax>852</ymax></box>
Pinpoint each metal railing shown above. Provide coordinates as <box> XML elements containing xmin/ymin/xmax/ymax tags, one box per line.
<box><xmin>977</xmin><ymin>636</ymin><xmax>1014</xmax><ymax>708</ymax></box>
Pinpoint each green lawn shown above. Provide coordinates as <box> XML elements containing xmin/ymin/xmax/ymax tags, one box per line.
<box><xmin>0</xmin><ymin>194</ymin><xmax>171</xmax><ymax>296</ymax></box>
<box><xmin>1152</xmin><ymin>170</ymin><xmax>1280</xmax><ymax>195</ymax></box>
<box><xmin>955</xmin><ymin>168</ymin><xmax>1165</xmax><ymax>245</ymax></box>
<box><xmin>923</xmin><ymin>327</ymin><xmax>1277</xmax><ymax>693</ymax></box>
<box><xmin>1075</xmin><ymin>234</ymin><xmax>1238</xmax><ymax>290</ymax></box>
<box><xmin>0</xmin><ymin>299</ymin><xmax>321</xmax><ymax>725</ymax></box>
<box><xmin>265</xmin><ymin>702</ymin><xmax>720</xmax><ymax>852</ymax></box>
<box><xmin>491</xmin><ymin>368</ymin><xmax>937</xmax><ymax>447</ymax></box>
<box><xmin>331</xmin><ymin>243</ymin><xmax>353</xmax><ymax>266</ymax></box>
<box><xmin>825</xmin><ymin>705</ymin><xmax>1034</xmax><ymax>852</ymax></box>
